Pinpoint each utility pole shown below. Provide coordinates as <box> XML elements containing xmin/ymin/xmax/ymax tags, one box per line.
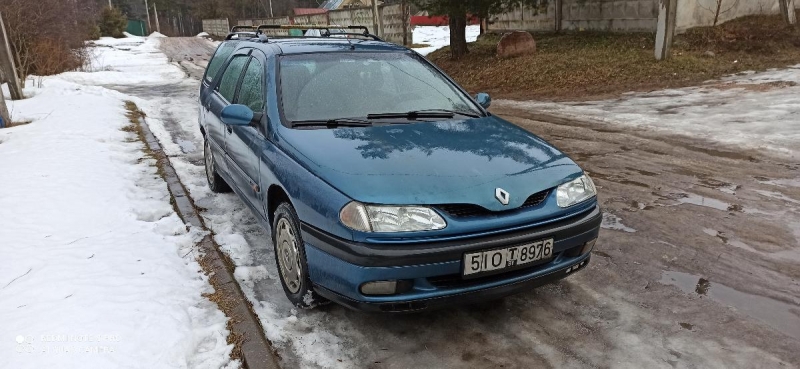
<box><xmin>654</xmin><ymin>0</ymin><xmax>677</xmax><ymax>60</ymax></box>
<box><xmin>779</xmin><ymin>0</ymin><xmax>797</xmax><ymax>25</ymax></box>
<box><xmin>372</xmin><ymin>0</ymin><xmax>383</xmax><ymax>37</ymax></box>
<box><xmin>0</xmin><ymin>11</ymin><xmax>23</xmax><ymax>100</ymax></box>
<box><xmin>154</xmin><ymin>2</ymin><xmax>161</xmax><ymax>34</ymax></box>
<box><xmin>401</xmin><ymin>0</ymin><xmax>408</xmax><ymax>45</ymax></box>
<box><xmin>144</xmin><ymin>0</ymin><xmax>152</xmax><ymax>31</ymax></box>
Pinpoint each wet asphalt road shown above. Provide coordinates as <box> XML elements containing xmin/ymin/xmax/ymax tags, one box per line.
<box><xmin>122</xmin><ymin>38</ymin><xmax>800</xmax><ymax>369</ymax></box>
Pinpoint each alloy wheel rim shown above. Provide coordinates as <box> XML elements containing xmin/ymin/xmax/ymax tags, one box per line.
<box><xmin>276</xmin><ymin>218</ymin><xmax>302</xmax><ymax>294</ymax></box>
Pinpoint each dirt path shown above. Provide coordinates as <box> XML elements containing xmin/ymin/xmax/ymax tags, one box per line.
<box><xmin>142</xmin><ymin>38</ymin><xmax>800</xmax><ymax>369</ymax></box>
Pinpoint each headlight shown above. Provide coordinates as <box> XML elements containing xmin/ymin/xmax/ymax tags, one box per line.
<box><xmin>340</xmin><ymin>202</ymin><xmax>446</xmax><ymax>232</ymax></box>
<box><xmin>556</xmin><ymin>174</ymin><xmax>597</xmax><ymax>208</ymax></box>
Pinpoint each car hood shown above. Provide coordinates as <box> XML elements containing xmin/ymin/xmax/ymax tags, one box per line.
<box><xmin>277</xmin><ymin>116</ymin><xmax>583</xmax><ymax>211</ymax></box>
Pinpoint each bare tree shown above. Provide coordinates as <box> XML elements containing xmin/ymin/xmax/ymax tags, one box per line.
<box><xmin>697</xmin><ymin>0</ymin><xmax>741</xmax><ymax>26</ymax></box>
<box><xmin>0</xmin><ymin>0</ymin><xmax>98</xmax><ymax>80</ymax></box>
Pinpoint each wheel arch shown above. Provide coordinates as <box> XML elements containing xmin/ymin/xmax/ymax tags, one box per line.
<box><xmin>267</xmin><ymin>184</ymin><xmax>292</xmax><ymax>228</ymax></box>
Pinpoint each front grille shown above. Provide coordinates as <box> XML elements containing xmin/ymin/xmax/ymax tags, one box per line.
<box><xmin>435</xmin><ymin>190</ymin><xmax>550</xmax><ymax>218</ymax></box>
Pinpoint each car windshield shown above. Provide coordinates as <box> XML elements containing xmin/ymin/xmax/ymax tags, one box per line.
<box><xmin>279</xmin><ymin>52</ymin><xmax>481</xmax><ymax>124</ymax></box>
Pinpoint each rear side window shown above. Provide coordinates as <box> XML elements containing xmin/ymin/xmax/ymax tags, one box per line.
<box><xmin>205</xmin><ymin>43</ymin><xmax>237</xmax><ymax>84</ymax></box>
<box><xmin>237</xmin><ymin>58</ymin><xmax>264</xmax><ymax>112</ymax></box>
<box><xmin>217</xmin><ymin>56</ymin><xmax>248</xmax><ymax>103</ymax></box>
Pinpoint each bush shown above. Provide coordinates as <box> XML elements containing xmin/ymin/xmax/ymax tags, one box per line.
<box><xmin>98</xmin><ymin>7</ymin><xmax>128</xmax><ymax>38</ymax></box>
<box><xmin>29</xmin><ymin>38</ymin><xmax>85</xmax><ymax>77</ymax></box>
<box><xmin>86</xmin><ymin>22</ymin><xmax>102</xmax><ymax>41</ymax></box>
<box><xmin>0</xmin><ymin>0</ymin><xmax>96</xmax><ymax>80</ymax></box>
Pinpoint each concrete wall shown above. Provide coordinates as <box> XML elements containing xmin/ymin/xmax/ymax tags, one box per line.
<box><xmin>236</xmin><ymin>4</ymin><xmax>411</xmax><ymax>45</ymax></box>
<box><xmin>487</xmin><ymin>0</ymin><xmax>659</xmax><ymax>32</ymax></box>
<box><xmin>562</xmin><ymin>0</ymin><xmax>659</xmax><ymax>31</ymax></box>
<box><xmin>488</xmin><ymin>4</ymin><xmax>557</xmax><ymax>32</ymax></box>
<box><xmin>202</xmin><ymin>19</ymin><xmax>230</xmax><ymax>37</ymax></box>
<box><xmin>675</xmin><ymin>0</ymin><xmax>781</xmax><ymax>32</ymax></box>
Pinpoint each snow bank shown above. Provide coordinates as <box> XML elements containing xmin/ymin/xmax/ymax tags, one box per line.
<box><xmin>72</xmin><ymin>37</ymin><xmax>185</xmax><ymax>85</ymax></box>
<box><xmin>0</xmin><ymin>40</ymin><xmax>234</xmax><ymax>368</ymax></box>
<box><xmin>412</xmin><ymin>25</ymin><xmax>480</xmax><ymax>56</ymax></box>
<box><xmin>197</xmin><ymin>32</ymin><xmax>210</xmax><ymax>38</ymax></box>
<box><xmin>499</xmin><ymin>66</ymin><xmax>800</xmax><ymax>160</ymax></box>
<box><xmin>149</xmin><ymin>32</ymin><xmax>167</xmax><ymax>38</ymax></box>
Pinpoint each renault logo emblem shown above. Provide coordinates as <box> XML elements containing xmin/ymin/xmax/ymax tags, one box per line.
<box><xmin>495</xmin><ymin>188</ymin><xmax>510</xmax><ymax>205</ymax></box>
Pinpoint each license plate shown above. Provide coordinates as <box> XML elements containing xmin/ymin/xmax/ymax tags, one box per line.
<box><xmin>463</xmin><ymin>238</ymin><xmax>554</xmax><ymax>277</ymax></box>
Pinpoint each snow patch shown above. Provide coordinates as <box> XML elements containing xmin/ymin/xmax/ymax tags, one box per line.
<box><xmin>0</xmin><ymin>55</ymin><xmax>233</xmax><ymax>368</ymax></box>
<box><xmin>602</xmin><ymin>212</ymin><xmax>636</xmax><ymax>233</ymax></box>
<box><xmin>412</xmin><ymin>25</ymin><xmax>480</xmax><ymax>56</ymax></box>
<box><xmin>497</xmin><ymin>65</ymin><xmax>800</xmax><ymax>160</ymax></box>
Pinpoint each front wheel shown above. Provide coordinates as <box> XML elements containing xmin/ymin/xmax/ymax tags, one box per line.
<box><xmin>272</xmin><ymin>202</ymin><xmax>326</xmax><ymax>309</ymax></box>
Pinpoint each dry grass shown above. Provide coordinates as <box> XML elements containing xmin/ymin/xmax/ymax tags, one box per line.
<box><xmin>122</xmin><ymin>100</ymin><xmax>247</xmax><ymax>361</ymax></box>
<box><xmin>428</xmin><ymin>15</ymin><xmax>800</xmax><ymax>100</ymax></box>
<box><xmin>5</xmin><ymin>120</ymin><xmax>33</xmax><ymax>128</ymax></box>
<box><xmin>121</xmin><ymin>101</ymin><xmax>170</xmax><ymax>206</ymax></box>
<box><xmin>199</xmin><ymin>250</ymin><xmax>246</xmax><ymax>362</ymax></box>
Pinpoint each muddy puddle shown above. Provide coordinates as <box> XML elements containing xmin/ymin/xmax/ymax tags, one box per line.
<box><xmin>601</xmin><ymin>212</ymin><xmax>636</xmax><ymax>233</ymax></box>
<box><xmin>660</xmin><ymin>271</ymin><xmax>800</xmax><ymax>341</ymax></box>
<box><xmin>657</xmin><ymin>192</ymin><xmax>744</xmax><ymax>212</ymax></box>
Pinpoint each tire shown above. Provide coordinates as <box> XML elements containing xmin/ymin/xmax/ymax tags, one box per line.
<box><xmin>204</xmin><ymin>138</ymin><xmax>231</xmax><ymax>193</ymax></box>
<box><xmin>272</xmin><ymin>202</ymin><xmax>326</xmax><ymax>309</ymax></box>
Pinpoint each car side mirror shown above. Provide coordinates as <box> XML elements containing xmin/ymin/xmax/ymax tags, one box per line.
<box><xmin>476</xmin><ymin>93</ymin><xmax>491</xmax><ymax>109</ymax></box>
<box><xmin>220</xmin><ymin>104</ymin><xmax>254</xmax><ymax>126</ymax></box>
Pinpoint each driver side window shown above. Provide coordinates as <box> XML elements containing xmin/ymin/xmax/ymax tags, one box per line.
<box><xmin>237</xmin><ymin>58</ymin><xmax>265</xmax><ymax>112</ymax></box>
<box><xmin>216</xmin><ymin>55</ymin><xmax>248</xmax><ymax>103</ymax></box>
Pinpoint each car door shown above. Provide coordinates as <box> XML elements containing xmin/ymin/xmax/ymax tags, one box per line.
<box><xmin>226</xmin><ymin>52</ymin><xmax>267</xmax><ymax>218</ymax></box>
<box><xmin>206</xmin><ymin>48</ymin><xmax>251</xmax><ymax>179</ymax></box>
<box><xmin>201</xmin><ymin>42</ymin><xmax>240</xmax><ymax>173</ymax></box>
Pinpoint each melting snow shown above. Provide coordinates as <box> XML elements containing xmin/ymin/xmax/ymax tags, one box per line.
<box><xmin>498</xmin><ymin>66</ymin><xmax>800</xmax><ymax>160</ymax></box>
<box><xmin>0</xmin><ymin>37</ymin><xmax>234</xmax><ymax>369</ymax></box>
<box><xmin>601</xmin><ymin>212</ymin><xmax>636</xmax><ymax>233</ymax></box>
<box><xmin>412</xmin><ymin>25</ymin><xmax>480</xmax><ymax>56</ymax></box>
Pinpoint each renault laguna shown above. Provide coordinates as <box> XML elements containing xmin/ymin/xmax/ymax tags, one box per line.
<box><xmin>199</xmin><ymin>25</ymin><xmax>601</xmax><ymax>312</ymax></box>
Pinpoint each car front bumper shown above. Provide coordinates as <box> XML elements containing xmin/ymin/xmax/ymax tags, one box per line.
<box><xmin>301</xmin><ymin>204</ymin><xmax>602</xmax><ymax>312</ymax></box>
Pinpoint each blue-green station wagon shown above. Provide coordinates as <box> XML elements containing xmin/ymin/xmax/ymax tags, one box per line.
<box><xmin>199</xmin><ymin>26</ymin><xmax>601</xmax><ymax>312</ymax></box>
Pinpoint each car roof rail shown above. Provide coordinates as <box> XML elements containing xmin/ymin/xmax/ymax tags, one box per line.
<box><xmin>255</xmin><ymin>24</ymin><xmax>383</xmax><ymax>41</ymax></box>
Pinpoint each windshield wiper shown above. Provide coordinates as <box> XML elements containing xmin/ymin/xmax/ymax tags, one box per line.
<box><xmin>367</xmin><ymin>109</ymin><xmax>481</xmax><ymax>120</ymax></box>
<box><xmin>291</xmin><ymin>118</ymin><xmax>373</xmax><ymax>128</ymax></box>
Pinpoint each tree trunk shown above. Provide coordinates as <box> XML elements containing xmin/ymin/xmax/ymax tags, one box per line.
<box><xmin>0</xmin><ymin>89</ymin><xmax>9</xmax><ymax>128</ymax></box>
<box><xmin>448</xmin><ymin>6</ymin><xmax>468</xmax><ymax>60</ymax></box>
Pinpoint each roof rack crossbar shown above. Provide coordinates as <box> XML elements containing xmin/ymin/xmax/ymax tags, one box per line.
<box><xmin>225</xmin><ymin>31</ymin><xmax>257</xmax><ymax>40</ymax></box>
<box><xmin>231</xmin><ymin>25</ymin><xmax>257</xmax><ymax>32</ymax></box>
<box><xmin>255</xmin><ymin>24</ymin><xmax>382</xmax><ymax>41</ymax></box>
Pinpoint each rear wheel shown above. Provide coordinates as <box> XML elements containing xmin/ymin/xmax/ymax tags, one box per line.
<box><xmin>272</xmin><ymin>202</ymin><xmax>326</xmax><ymax>309</ymax></box>
<box><xmin>204</xmin><ymin>138</ymin><xmax>231</xmax><ymax>193</ymax></box>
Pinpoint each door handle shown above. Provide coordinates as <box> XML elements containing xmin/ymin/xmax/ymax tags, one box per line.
<box><xmin>226</xmin><ymin>125</ymin><xmax>232</xmax><ymax>134</ymax></box>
